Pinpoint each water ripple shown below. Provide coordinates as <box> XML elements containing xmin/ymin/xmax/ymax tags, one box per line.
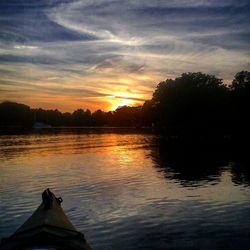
<box><xmin>1</xmin><ymin>130</ymin><xmax>250</xmax><ymax>249</ymax></box>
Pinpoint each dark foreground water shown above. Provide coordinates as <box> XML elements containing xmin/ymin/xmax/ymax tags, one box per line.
<box><xmin>0</xmin><ymin>129</ymin><xmax>250</xmax><ymax>249</ymax></box>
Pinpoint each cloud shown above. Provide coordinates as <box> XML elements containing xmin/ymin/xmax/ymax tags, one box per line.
<box><xmin>114</xmin><ymin>96</ymin><xmax>146</xmax><ymax>102</ymax></box>
<box><xmin>0</xmin><ymin>0</ymin><xmax>249</xmax><ymax>110</ymax></box>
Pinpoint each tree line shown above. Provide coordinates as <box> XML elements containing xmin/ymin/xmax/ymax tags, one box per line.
<box><xmin>0</xmin><ymin>71</ymin><xmax>249</xmax><ymax>137</ymax></box>
<box><xmin>0</xmin><ymin>102</ymin><xmax>144</xmax><ymax>128</ymax></box>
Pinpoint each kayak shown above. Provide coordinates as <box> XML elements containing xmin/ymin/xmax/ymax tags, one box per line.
<box><xmin>0</xmin><ymin>189</ymin><xmax>92</xmax><ymax>250</ymax></box>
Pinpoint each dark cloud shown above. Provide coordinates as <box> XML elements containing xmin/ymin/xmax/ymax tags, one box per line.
<box><xmin>0</xmin><ymin>54</ymin><xmax>61</xmax><ymax>64</ymax></box>
<box><xmin>187</xmin><ymin>32</ymin><xmax>250</xmax><ymax>51</ymax></box>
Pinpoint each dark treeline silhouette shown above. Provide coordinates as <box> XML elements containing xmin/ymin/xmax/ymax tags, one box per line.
<box><xmin>0</xmin><ymin>102</ymin><xmax>144</xmax><ymax>128</ymax></box>
<box><xmin>0</xmin><ymin>71</ymin><xmax>249</xmax><ymax>137</ymax></box>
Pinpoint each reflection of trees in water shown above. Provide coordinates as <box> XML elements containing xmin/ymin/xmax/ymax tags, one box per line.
<box><xmin>231</xmin><ymin>160</ymin><xmax>250</xmax><ymax>185</ymax></box>
<box><xmin>150</xmin><ymin>138</ymin><xmax>250</xmax><ymax>187</ymax></box>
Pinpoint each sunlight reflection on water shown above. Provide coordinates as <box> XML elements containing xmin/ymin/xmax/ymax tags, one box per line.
<box><xmin>0</xmin><ymin>129</ymin><xmax>250</xmax><ymax>249</ymax></box>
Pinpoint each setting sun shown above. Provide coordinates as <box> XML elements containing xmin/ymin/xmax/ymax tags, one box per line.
<box><xmin>107</xmin><ymin>91</ymin><xmax>143</xmax><ymax>110</ymax></box>
<box><xmin>110</xmin><ymin>97</ymin><xmax>135</xmax><ymax>110</ymax></box>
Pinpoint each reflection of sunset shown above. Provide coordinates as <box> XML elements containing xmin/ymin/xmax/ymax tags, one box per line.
<box><xmin>1</xmin><ymin>131</ymin><xmax>248</xmax><ymax>206</ymax></box>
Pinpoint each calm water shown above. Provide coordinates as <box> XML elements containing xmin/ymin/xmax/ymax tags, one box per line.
<box><xmin>0</xmin><ymin>129</ymin><xmax>250</xmax><ymax>249</ymax></box>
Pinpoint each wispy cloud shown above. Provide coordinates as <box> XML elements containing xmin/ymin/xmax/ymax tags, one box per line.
<box><xmin>0</xmin><ymin>0</ymin><xmax>249</xmax><ymax>111</ymax></box>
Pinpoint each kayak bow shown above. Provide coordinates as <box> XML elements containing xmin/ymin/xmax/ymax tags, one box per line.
<box><xmin>0</xmin><ymin>189</ymin><xmax>92</xmax><ymax>250</ymax></box>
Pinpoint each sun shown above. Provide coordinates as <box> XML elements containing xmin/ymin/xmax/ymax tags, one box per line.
<box><xmin>112</xmin><ymin>98</ymin><xmax>134</xmax><ymax>110</ymax></box>
<box><xmin>108</xmin><ymin>95</ymin><xmax>136</xmax><ymax>110</ymax></box>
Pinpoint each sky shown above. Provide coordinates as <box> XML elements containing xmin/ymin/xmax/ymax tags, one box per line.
<box><xmin>0</xmin><ymin>0</ymin><xmax>249</xmax><ymax>112</ymax></box>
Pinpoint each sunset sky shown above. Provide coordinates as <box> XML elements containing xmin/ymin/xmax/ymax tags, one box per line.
<box><xmin>0</xmin><ymin>0</ymin><xmax>249</xmax><ymax>111</ymax></box>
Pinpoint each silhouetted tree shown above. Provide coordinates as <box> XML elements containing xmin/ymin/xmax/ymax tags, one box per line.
<box><xmin>152</xmin><ymin>72</ymin><xmax>229</xmax><ymax>137</ymax></box>
<box><xmin>85</xmin><ymin>109</ymin><xmax>92</xmax><ymax>126</ymax></box>
<box><xmin>230</xmin><ymin>71</ymin><xmax>250</xmax><ymax>138</ymax></box>
<box><xmin>103</xmin><ymin>111</ymin><xmax>114</xmax><ymax>126</ymax></box>
<box><xmin>0</xmin><ymin>101</ymin><xmax>33</xmax><ymax>128</ymax></box>
<box><xmin>231</xmin><ymin>71</ymin><xmax>250</xmax><ymax>90</ymax></box>
<box><xmin>62</xmin><ymin>112</ymin><xmax>72</xmax><ymax>126</ymax></box>
<box><xmin>141</xmin><ymin>100</ymin><xmax>154</xmax><ymax>127</ymax></box>
<box><xmin>112</xmin><ymin>106</ymin><xmax>142</xmax><ymax>126</ymax></box>
<box><xmin>92</xmin><ymin>109</ymin><xmax>105</xmax><ymax>126</ymax></box>
<box><xmin>71</xmin><ymin>109</ymin><xmax>93</xmax><ymax>126</ymax></box>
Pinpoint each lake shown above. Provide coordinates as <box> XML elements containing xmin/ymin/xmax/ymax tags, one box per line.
<box><xmin>0</xmin><ymin>128</ymin><xmax>250</xmax><ymax>249</ymax></box>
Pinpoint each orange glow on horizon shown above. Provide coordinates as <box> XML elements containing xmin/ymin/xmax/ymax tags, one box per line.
<box><xmin>0</xmin><ymin>72</ymin><xmax>153</xmax><ymax>112</ymax></box>
<box><xmin>109</xmin><ymin>97</ymin><xmax>136</xmax><ymax>111</ymax></box>
<box><xmin>3</xmin><ymin>93</ymin><xmax>144</xmax><ymax>113</ymax></box>
<box><xmin>107</xmin><ymin>91</ymin><xmax>143</xmax><ymax>110</ymax></box>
